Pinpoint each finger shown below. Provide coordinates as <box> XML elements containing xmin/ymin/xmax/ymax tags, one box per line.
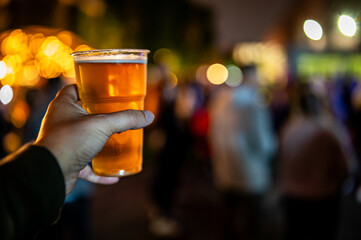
<box><xmin>78</xmin><ymin>165</ymin><xmax>119</xmax><ymax>184</ymax></box>
<box><xmin>96</xmin><ymin>110</ymin><xmax>155</xmax><ymax>135</ymax></box>
<box><xmin>55</xmin><ymin>84</ymin><xmax>79</xmax><ymax>103</ymax></box>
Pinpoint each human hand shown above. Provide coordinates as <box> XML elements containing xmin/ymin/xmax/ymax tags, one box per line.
<box><xmin>34</xmin><ymin>85</ymin><xmax>154</xmax><ymax>195</ymax></box>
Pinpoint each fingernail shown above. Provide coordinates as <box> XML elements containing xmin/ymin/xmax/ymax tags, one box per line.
<box><xmin>144</xmin><ymin>110</ymin><xmax>155</xmax><ymax>123</ymax></box>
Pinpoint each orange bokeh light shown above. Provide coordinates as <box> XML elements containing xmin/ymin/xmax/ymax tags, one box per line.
<box><xmin>0</xmin><ymin>28</ymin><xmax>92</xmax><ymax>86</ymax></box>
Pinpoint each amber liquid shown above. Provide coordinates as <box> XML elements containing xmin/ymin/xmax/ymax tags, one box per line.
<box><xmin>74</xmin><ymin>60</ymin><xmax>146</xmax><ymax>177</ymax></box>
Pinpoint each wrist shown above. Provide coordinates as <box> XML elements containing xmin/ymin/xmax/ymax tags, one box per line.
<box><xmin>33</xmin><ymin>141</ymin><xmax>77</xmax><ymax>195</ymax></box>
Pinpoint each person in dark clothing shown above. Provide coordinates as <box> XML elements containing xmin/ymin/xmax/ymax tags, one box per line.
<box><xmin>278</xmin><ymin>87</ymin><xmax>351</xmax><ymax>240</ymax></box>
<box><xmin>0</xmin><ymin>84</ymin><xmax>154</xmax><ymax>240</ymax></box>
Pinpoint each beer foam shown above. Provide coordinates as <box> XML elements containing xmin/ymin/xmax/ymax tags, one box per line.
<box><xmin>74</xmin><ymin>58</ymin><xmax>147</xmax><ymax>64</ymax></box>
<box><xmin>72</xmin><ymin>49</ymin><xmax>148</xmax><ymax>64</ymax></box>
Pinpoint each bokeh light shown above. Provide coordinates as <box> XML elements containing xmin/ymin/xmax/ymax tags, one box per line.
<box><xmin>1</xmin><ymin>29</ymin><xmax>28</xmax><ymax>56</ymax></box>
<box><xmin>206</xmin><ymin>63</ymin><xmax>228</xmax><ymax>85</ymax></box>
<box><xmin>196</xmin><ymin>65</ymin><xmax>209</xmax><ymax>85</ymax></box>
<box><xmin>153</xmin><ymin>48</ymin><xmax>180</xmax><ymax>73</ymax></box>
<box><xmin>3</xmin><ymin>131</ymin><xmax>21</xmax><ymax>153</ymax></box>
<box><xmin>79</xmin><ymin>0</ymin><xmax>106</xmax><ymax>17</ymax></box>
<box><xmin>57</xmin><ymin>31</ymin><xmax>73</xmax><ymax>46</ymax></box>
<box><xmin>233</xmin><ymin>42</ymin><xmax>261</xmax><ymax>66</ymax></box>
<box><xmin>166</xmin><ymin>72</ymin><xmax>178</xmax><ymax>89</ymax></box>
<box><xmin>0</xmin><ymin>28</ymin><xmax>92</xmax><ymax>86</ymax></box>
<box><xmin>42</xmin><ymin>36</ymin><xmax>61</xmax><ymax>57</ymax></box>
<box><xmin>225</xmin><ymin>64</ymin><xmax>243</xmax><ymax>87</ymax></box>
<box><xmin>0</xmin><ymin>84</ymin><xmax>13</xmax><ymax>104</ymax></box>
<box><xmin>303</xmin><ymin>19</ymin><xmax>323</xmax><ymax>40</ymax></box>
<box><xmin>22</xmin><ymin>61</ymin><xmax>39</xmax><ymax>86</ymax></box>
<box><xmin>74</xmin><ymin>44</ymin><xmax>92</xmax><ymax>52</ymax></box>
<box><xmin>11</xmin><ymin>100</ymin><xmax>29</xmax><ymax>128</ymax></box>
<box><xmin>0</xmin><ymin>60</ymin><xmax>7</xmax><ymax>79</ymax></box>
<box><xmin>338</xmin><ymin>15</ymin><xmax>357</xmax><ymax>37</ymax></box>
<box><xmin>232</xmin><ymin>42</ymin><xmax>287</xmax><ymax>86</ymax></box>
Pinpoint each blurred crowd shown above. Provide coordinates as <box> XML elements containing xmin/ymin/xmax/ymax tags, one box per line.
<box><xmin>143</xmin><ymin>62</ymin><xmax>361</xmax><ymax>240</ymax></box>
<box><xmin>2</xmin><ymin>61</ymin><xmax>361</xmax><ymax>240</ymax></box>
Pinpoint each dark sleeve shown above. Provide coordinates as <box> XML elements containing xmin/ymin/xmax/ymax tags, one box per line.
<box><xmin>0</xmin><ymin>144</ymin><xmax>65</xmax><ymax>240</ymax></box>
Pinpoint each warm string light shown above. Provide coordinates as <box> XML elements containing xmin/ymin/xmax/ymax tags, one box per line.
<box><xmin>0</xmin><ymin>29</ymin><xmax>92</xmax><ymax>87</ymax></box>
<box><xmin>0</xmin><ymin>28</ymin><xmax>93</xmax><ymax>154</ymax></box>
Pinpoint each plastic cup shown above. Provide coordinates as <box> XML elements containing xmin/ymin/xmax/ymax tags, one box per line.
<box><xmin>72</xmin><ymin>49</ymin><xmax>149</xmax><ymax>177</ymax></box>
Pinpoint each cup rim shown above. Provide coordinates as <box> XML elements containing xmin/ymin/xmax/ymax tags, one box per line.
<box><xmin>71</xmin><ymin>49</ymin><xmax>150</xmax><ymax>57</ymax></box>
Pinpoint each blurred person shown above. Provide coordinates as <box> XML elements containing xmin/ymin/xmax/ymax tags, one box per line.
<box><xmin>349</xmin><ymin>82</ymin><xmax>361</xmax><ymax>200</ymax></box>
<box><xmin>328</xmin><ymin>76</ymin><xmax>350</xmax><ymax>125</ymax></box>
<box><xmin>269</xmin><ymin>87</ymin><xmax>290</xmax><ymax>136</ymax></box>
<box><xmin>189</xmin><ymin>81</ymin><xmax>211</xmax><ymax>162</ymax></box>
<box><xmin>0</xmin><ymin>84</ymin><xmax>154</xmax><ymax>240</ymax></box>
<box><xmin>148</xmin><ymin>80</ymin><xmax>196</xmax><ymax>237</ymax></box>
<box><xmin>278</xmin><ymin>84</ymin><xmax>351</xmax><ymax>240</ymax></box>
<box><xmin>209</xmin><ymin>65</ymin><xmax>276</xmax><ymax>240</ymax></box>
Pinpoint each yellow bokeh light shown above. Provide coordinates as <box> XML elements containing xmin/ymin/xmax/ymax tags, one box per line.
<box><xmin>63</xmin><ymin>55</ymin><xmax>74</xmax><ymax>71</ymax></box>
<box><xmin>233</xmin><ymin>42</ymin><xmax>261</xmax><ymax>66</ymax></box>
<box><xmin>63</xmin><ymin>68</ymin><xmax>75</xmax><ymax>79</ymax></box>
<box><xmin>54</xmin><ymin>51</ymin><xmax>72</xmax><ymax>69</ymax></box>
<box><xmin>153</xmin><ymin>48</ymin><xmax>180</xmax><ymax>72</ymax></box>
<box><xmin>154</xmin><ymin>48</ymin><xmax>172</xmax><ymax>63</ymax></box>
<box><xmin>232</xmin><ymin>42</ymin><xmax>287</xmax><ymax>86</ymax></box>
<box><xmin>206</xmin><ymin>63</ymin><xmax>228</xmax><ymax>85</ymax></box>
<box><xmin>34</xmin><ymin>36</ymin><xmax>77</xmax><ymax>79</ymax></box>
<box><xmin>1</xmin><ymin>68</ymin><xmax>15</xmax><ymax>86</ymax></box>
<box><xmin>57</xmin><ymin>31</ymin><xmax>73</xmax><ymax>46</ymax></box>
<box><xmin>4</xmin><ymin>54</ymin><xmax>23</xmax><ymax>73</ymax></box>
<box><xmin>0</xmin><ymin>60</ymin><xmax>7</xmax><ymax>79</ymax></box>
<box><xmin>22</xmin><ymin>61</ymin><xmax>40</xmax><ymax>87</ymax></box>
<box><xmin>74</xmin><ymin>44</ymin><xmax>92</xmax><ymax>52</ymax></box>
<box><xmin>29</xmin><ymin>34</ymin><xmax>45</xmax><ymax>56</ymax></box>
<box><xmin>3</xmin><ymin>132</ymin><xmax>21</xmax><ymax>153</ymax></box>
<box><xmin>37</xmin><ymin>58</ymin><xmax>60</xmax><ymax>79</ymax></box>
<box><xmin>167</xmin><ymin>72</ymin><xmax>178</xmax><ymax>89</ymax></box>
<box><xmin>1</xmin><ymin>29</ymin><xmax>28</xmax><ymax>56</ymax></box>
<box><xmin>42</xmin><ymin>36</ymin><xmax>61</xmax><ymax>57</ymax></box>
<box><xmin>0</xmin><ymin>28</ymin><xmax>91</xmax><ymax>85</ymax></box>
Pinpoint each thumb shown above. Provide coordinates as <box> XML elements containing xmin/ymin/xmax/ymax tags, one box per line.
<box><xmin>54</xmin><ymin>84</ymin><xmax>79</xmax><ymax>103</ymax></box>
<box><xmin>93</xmin><ymin>110</ymin><xmax>155</xmax><ymax>136</ymax></box>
